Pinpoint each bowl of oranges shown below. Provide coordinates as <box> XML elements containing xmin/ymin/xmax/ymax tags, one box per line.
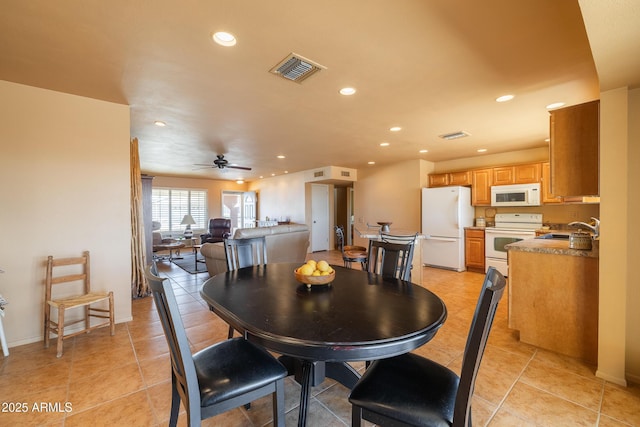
<box><xmin>294</xmin><ymin>260</ymin><xmax>335</xmax><ymax>287</ymax></box>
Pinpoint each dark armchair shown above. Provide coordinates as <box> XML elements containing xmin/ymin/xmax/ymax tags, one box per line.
<box><xmin>200</xmin><ymin>218</ymin><xmax>231</xmax><ymax>244</ymax></box>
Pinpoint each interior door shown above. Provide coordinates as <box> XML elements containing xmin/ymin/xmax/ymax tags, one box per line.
<box><xmin>311</xmin><ymin>184</ymin><xmax>329</xmax><ymax>252</ymax></box>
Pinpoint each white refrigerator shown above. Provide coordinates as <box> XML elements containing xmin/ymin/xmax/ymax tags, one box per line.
<box><xmin>421</xmin><ymin>186</ymin><xmax>474</xmax><ymax>272</ymax></box>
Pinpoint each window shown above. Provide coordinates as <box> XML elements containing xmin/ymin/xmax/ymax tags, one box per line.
<box><xmin>152</xmin><ymin>188</ymin><xmax>207</xmax><ymax>234</ymax></box>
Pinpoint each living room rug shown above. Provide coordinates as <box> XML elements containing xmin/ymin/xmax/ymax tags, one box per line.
<box><xmin>170</xmin><ymin>253</ymin><xmax>208</xmax><ymax>274</ymax></box>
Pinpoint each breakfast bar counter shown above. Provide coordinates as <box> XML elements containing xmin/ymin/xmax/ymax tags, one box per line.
<box><xmin>505</xmin><ymin>238</ymin><xmax>599</xmax><ymax>258</ymax></box>
<box><xmin>506</xmin><ymin>238</ymin><xmax>599</xmax><ymax>363</ymax></box>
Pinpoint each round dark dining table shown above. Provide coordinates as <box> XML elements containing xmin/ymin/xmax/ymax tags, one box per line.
<box><xmin>200</xmin><ymin>262</ymin><xmax>447</xmax><ymax>426</ymax></box>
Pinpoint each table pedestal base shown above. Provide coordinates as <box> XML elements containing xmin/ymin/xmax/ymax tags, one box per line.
<box><xmin>278</xmin><ymin>356</ymin><xmax>360</xmax><ymax>427</ymax></box>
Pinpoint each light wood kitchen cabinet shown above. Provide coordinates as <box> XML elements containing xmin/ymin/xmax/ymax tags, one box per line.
<box><xmin>541</xmin><ymin>162</ymin><xmax>562</xmax><ymax>203</ymax></box>
<box><xmin>428</xmin><ymin>171</ymin><xmax>471</xmax><ymax>187</ymax></box>
<box><xmin>428</xmin><ymin>173</ymin><xmax>449</xmax><ymax>187</ymax></box>
<box><xmin>471</xmin><ymin>169</ymin><xmax>492</xmax><ymax>206</ymax></box>
<box><xmin>465</xmin><ymin>228</ymin><xmax>485</xmax><ymax>272</ymax></box>
<box><xmin>448</xmin><ymin>170</ymin><xmax>472</xmax><ymax>186</ymax></box>
<box><xmin>550</xmin><ymin>100</ymin><xmax>599</xmax><ymax>196</ymax></box>
<box><xmin>514</xmin><ymin>163</ymin><xmax>541</xmax><ymax>183</ymax></box>
<box><xmin>492</xmin><ymin>167</ymin><xmax>514</xmax><ymax>186</ymax></box>
<box><xmin>492</xmin><ymin>163</ymin><xmax>541</xmax><ymax>185</ymax></box>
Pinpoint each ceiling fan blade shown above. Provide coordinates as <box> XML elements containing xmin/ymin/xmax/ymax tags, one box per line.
<box><xmin>226</xmin><ymin>165</ymin><xmax>252</xmax><ymax>171</ymax></box>
<box><xmin>193</xmin><ymin>163</ymin><xmax>214</xmax><ymax>167</ymax></box>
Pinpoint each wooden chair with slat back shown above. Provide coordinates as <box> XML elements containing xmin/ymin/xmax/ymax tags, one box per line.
<box><xmin>223</xmin><ymin>236</ymin><xmax>267</xmax><ymax>338</ymax></box>
<box><xmin>44</xmin><ymin>251</ymin><xmax>115</xmax><ymax>357</ymax></box>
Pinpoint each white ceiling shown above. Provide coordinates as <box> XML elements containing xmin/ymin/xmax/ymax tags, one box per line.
<box><xmin>3</xmin><ymin>0</ymin><xmax>634</xmax><ymax>182</ymax></box>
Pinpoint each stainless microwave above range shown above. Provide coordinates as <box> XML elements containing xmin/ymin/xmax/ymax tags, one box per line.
<box><xmin>491</xmin><ymin>183</ymin><xmax>541</xmax><ymax>207</ymax></box>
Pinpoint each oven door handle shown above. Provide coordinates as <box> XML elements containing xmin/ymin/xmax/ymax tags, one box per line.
<box><xmin>485</xmin><ymin>229</ymin><xmax>535</xmax><ymax>236</ymax></box>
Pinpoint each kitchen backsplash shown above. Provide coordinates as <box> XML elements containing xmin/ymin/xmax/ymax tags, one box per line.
<box><xmin>473</xmin><ymin>204</ymin><xmax>600</xmax><ymax>226</ymax></box>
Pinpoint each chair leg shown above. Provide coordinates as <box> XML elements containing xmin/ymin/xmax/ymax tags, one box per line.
<box><xmin>352</xmin><ymin>405</ymin><xmax>363</xmax><ymax>427</ymax></box>
<box><xmin>272</xmin><ymin>378</ymin><xmax>285</xmax><ymax>427</ymax></box>
<box><xmin>108</xmin><ymin>292</ymin><xmax>115</xmax><ymax>336</ymax></box>
<box><xmin>56</xmin><ymin>305</ymin><xmax>65</xmax><ymax>358</ymax></box>
<box><xmin>228</xmin><ymin>325</ymin><xmax>234</xmax><ymax>339</ymax></box>
<box><xmin>44</xmin><ymin>304</ymin><xmax>50</xmax><ymax>349</ymax></box>
<box><xmin>169</xmin><ymin>373</ymin><xmax>180</xmax><ymax>427</ymax></box>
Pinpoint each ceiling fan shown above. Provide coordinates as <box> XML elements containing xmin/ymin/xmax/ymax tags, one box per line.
<box><xmin>194</xmin><ymin>154</ymin><xmax>252</xmax><ymax>171</ymax></box>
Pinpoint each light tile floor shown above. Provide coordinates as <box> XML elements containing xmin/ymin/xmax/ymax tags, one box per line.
<box><xmin>1</xmin><ymin>250</ymin><xmax>639</xmax><ymax>426</ymax></box>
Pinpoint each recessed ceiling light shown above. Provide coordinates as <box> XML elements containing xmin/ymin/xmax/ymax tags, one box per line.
<box><xmin>212</xmin><ymin>31</ymin><xmax>236</xmax><ymax>47</ymax></box>
<box><xmin>368</xmin><ymin>161</ymin><xmax>376</xmax><ymax>165</ymax></box>
<box><xmin>271</xmin><ymin>173</ymin><xmax>275</xmax><ymax>176</ymax></box>
<box><xmin>259</xmin><ymin>176</ymin><xmax>264</xmax><ymax>179</ymax></box>
<box><xmin>546</xmin><ymin>102</ymin><xmax>565</xmax><ymax>110</ymax></box>
<box><xmin>477</xmin><ymin>148</ymin><xmax>487</xmax><ymax>153</ymax></box>
<box><xmin>236</xmin><ymin>180</ymin><xmax>244</xmax><ymax>184</ymax></box>
<box><xmin>154</xmin><ymin>121</ymin><xmax>166</xmax><ymax>127</ymax></box>
<box><xmin>340</xmin><ymin>87</ymin><xmax>356</xmax><ymax>96</ymax></box>
<box><xmin>496</xmin><ymin>94</ymin><xmax>515</xmax><ymax>103</ymax></box>
<box><xmin>277</xmin><ymin>155</ymin><xmax>286</xmax><ymax>159</ymax></box>
<box><xmin>380</xmin><ymin>142</ymin><xmax>390</xmax><ymax>147</ymax></box>
<box><xmin>545</xmin><ymin>138</ymin><xmax>550</xmax><ymax>142</ymax></box>
<box><xmin>389</xmin><ymin>126</ymin><xmax>402</xmax><ymax>132</ymax></box>
<box><xmin>419</xmin><ymin>149</ymin><xmax>428</xmax><ymax>153</ymax></box>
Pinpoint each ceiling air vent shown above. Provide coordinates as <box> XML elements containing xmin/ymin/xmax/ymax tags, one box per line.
<box><xmin>270</xmin><ymin>53</ymin><xmax>326</xmax><ymax>83</ymax></box>
<box><xmin>314</xmin><ymin>171</ymin><xmax>325</xmax><ymax>177</ymax></box>
<box><xmin>439</xmin><ymin>131</ymin><xmax>471</xmax><ymax>140</ymax></box>
<box><xmin>341</xmin><ymin>171</ymin><xmax>351</xmax><ymax>177</ymax></box>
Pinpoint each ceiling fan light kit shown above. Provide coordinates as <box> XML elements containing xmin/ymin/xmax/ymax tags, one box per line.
<box><xmin>193</xmin><ymin>154</ymin><xmax>252</xmax><ymax>172</ymax></box>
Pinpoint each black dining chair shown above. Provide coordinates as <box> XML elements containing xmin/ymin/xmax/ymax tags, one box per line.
<box><xmin>349</xmin><ymin>267</ymin><xmax>506</xmax><ymax>427</ymax></box>
<box><xmin>224</xmin><ymin>236</ymin><xmax>268</xmax><ymax>271</ymax></box>
<box><xmin>144</xmin><ymin>265</ymin><xmax>286</xmax><ymax>427</ymax></box>
<box><xmin>224</xmin><ymin>236</ymin><xmax>267</xmax><ymax>337</ymax></box>
<box><xmin>335</xmin><ymin>225</ymin><xmax>368</xmax><ymax>269</ymax></box>
<box><xmin>367</xmin><ymin>234</ymin><xmax>417</xmax><ymax>281</ymax></box>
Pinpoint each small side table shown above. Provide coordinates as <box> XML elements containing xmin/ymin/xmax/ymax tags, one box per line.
<box><xmin>193</xmin><ymin>244</ymin><xmax>205</xmax><ymax>270</ymax></box>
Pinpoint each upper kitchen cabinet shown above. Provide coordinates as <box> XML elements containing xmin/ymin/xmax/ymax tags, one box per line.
<box><xmin>541</xmin><ymin>162</ymin><xmax>562</xmax><ymax>204</ymax></box>
<box><xmin>493</xmin><ymin>163</ymin><xmax>541</xmax><ymax>185</ymax></box>
<box><xmin>428</xmin><ymin>173</ymin><xmax>449</xmax><ymax>187</ymax></box>
<box><xmin>550</xmin><ymin>100</ymin><xmax>599</xmax><ymax>196</ymax></box>
<box><xmin>472</xmin><ymin>168</ymin><xmax>492</xmax><ymax>206</ymax></box>
<box><xmin>428</xmin><ymin>170</ymin><xmax>471</xmax><ymax>187</ymax></box>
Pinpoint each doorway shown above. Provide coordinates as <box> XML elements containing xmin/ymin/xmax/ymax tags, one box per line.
<box><xmin>334</xmin><ymin>185</ymin><xmax>355</xmax><ymax>246</ymax></box>
<box><xmin>311</xmin><ymin>184</ymin><xmax>329</xmax><ymax>252</ymax></box>
<box><xmin>222</xmin><ymin>191</ymin><xmax>257</xmax><ymax>231</ymax></box>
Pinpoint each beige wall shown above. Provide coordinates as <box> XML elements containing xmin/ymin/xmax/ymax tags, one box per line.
<box><xmin>0</xmin><ymin>81</ymin><xmax>131</xmax><ymax>347</ymax></box>
<box><xmin>596</xmin><ymin>86</ymin><xmax>640</xmax><ymax>384</ymax></box>
<box><xmin>352</xmin><ymin>159</ymin><xmax>429</xmax><ymax>248</ymax></box>
<box><xmin>248</xmin><ymin>171</ymin><xmax>307</xmax><ymax>224</ymax></box>
<box><xmin>433</xmin><ymin>147</ymin><xmax>549</xmax><ymax>172</ymax></box>
<box><xmin>626</xmin><ymin>87</ymin><xmax>640</xmax><ymax>381</ymax></box>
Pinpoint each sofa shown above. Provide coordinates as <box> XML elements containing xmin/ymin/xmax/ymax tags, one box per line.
<box><xmin>199</xmin><ymin>223</ymin><xmax>310</xmax><ymax>276</ymax></box>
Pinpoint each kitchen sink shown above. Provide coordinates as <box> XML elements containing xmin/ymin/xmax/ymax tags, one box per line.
<box><xmin>535</xmin><ymin>233</ymin><xmax>571</xmax><ymax>240</ymax></box>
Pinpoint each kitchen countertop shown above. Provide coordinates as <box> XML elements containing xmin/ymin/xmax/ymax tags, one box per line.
<box><xmin>354</xmin><ymin>227</ymin><xmax>424</xmax><ymax>239</ymax></box>
<box><xmin>506</xmin><ymin>238</ymin><xmax>599</xmax><ymax>258</ymax></box>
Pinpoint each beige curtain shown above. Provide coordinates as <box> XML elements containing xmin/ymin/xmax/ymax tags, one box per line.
<box><xmin>130</xmin><ymin>138</ymin><xmax>149</xmax><ymax>297</ymax></box>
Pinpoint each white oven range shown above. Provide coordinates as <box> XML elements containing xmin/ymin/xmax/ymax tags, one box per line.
<box><xmin>485</xmin><ymin>213</ymin><xmax>542</xmax><ymax>277</ymax></box>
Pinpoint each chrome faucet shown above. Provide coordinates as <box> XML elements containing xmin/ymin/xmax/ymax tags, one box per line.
<box><xmin>568</xmin><ymin>217</ymin><xmax>600</xmax><ymax>238</ymax></box>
